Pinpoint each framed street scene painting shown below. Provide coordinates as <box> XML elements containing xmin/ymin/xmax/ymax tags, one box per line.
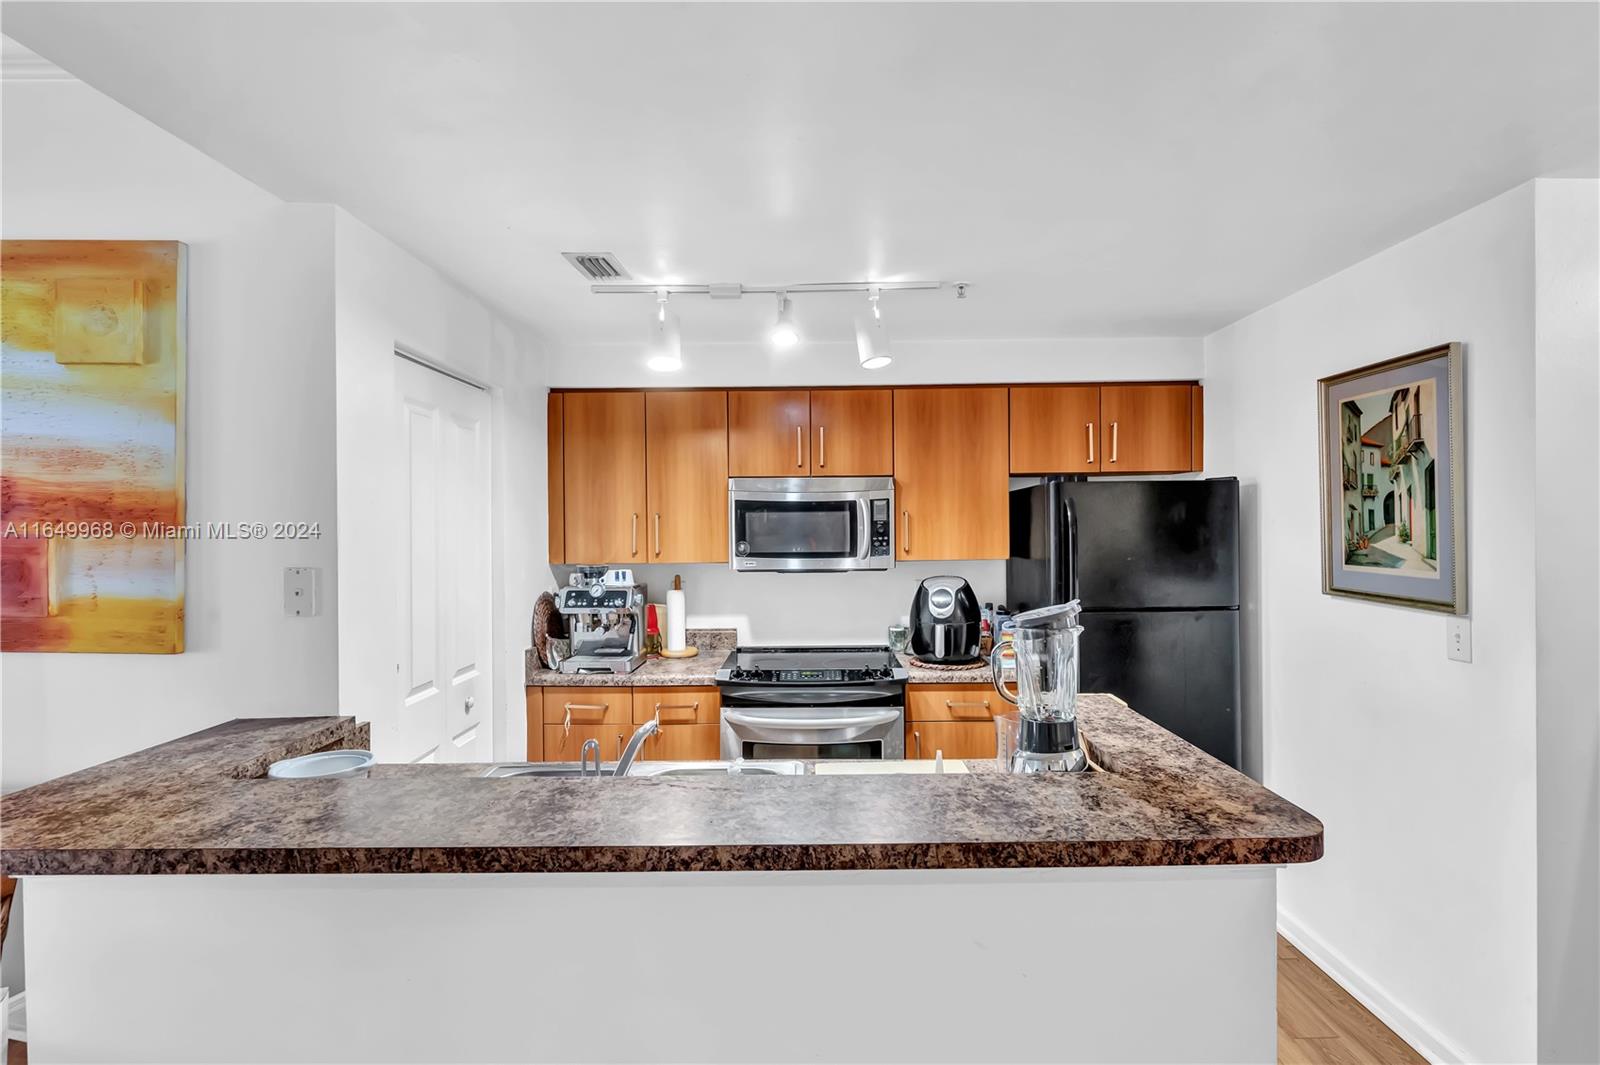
<box><xmin>1318</xmin><ymin>342</ymin><xmax>1465</xmax><ymax>614</ymax></box>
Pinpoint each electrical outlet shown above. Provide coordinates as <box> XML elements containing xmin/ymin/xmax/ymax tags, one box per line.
<box><xmin>284</xmin><ymin>567</ymin><xmax>320</xmax><ymax>618</ymax></box>
<box><xmin>1446</xmin><ymin>617</ymin><xmax>1472</xmax><ymax>663</ymax></box>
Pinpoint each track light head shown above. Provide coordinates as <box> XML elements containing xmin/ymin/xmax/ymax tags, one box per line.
<box><xmin>856</xmin><ymin>288</ymin><xmax>892</xmax><ymax>370</ymax></box>
<box><xmin>646</xmin><ymin>290</ymin><xmax>682</xmax><ymax>372</ymax></box>
<box><xmin>769</xmin><ymin>293</ymin><xmax>799</xmax><ymax>350</ymax></box>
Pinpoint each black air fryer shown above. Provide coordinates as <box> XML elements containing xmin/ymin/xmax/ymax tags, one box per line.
<box><xmin>910</xmin><ymin>576</ymin><xmax>982</xmax><ymax>664</ymax></box>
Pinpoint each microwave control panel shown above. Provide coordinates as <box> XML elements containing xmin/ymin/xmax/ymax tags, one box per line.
<box><xmin>869</xmin><ymin>498</ymin><xmax>892</xmax><ymax>557</ymax></box>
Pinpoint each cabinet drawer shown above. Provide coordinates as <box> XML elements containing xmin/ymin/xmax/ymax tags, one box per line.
<box><xmin>542</xmin><ymin>687</ymin><xmax>632</xmax><ymax>725</ymax></box>
<box><xmin>641</xmin><ymin>723</ymin><xmax>722</xmax><ymax>761</ymax></box>
<box><xmin>906</xmin><ymin>685</ymin><xmax>1003</xmax><ymax>722</ymax></box>
<box><xmin>632</xmin><ymin>686</ymin><xmax>720</xmax><ymax>725</ymax></box>
<box><xmin>905</xmin><ymin>721</ymin><xmax>997</xmax><ymax>761</ymax></box>
<box><xmin>542</xmin><ymin>722</ymin><xmax>626</xmax><ymax>762</ymax></box>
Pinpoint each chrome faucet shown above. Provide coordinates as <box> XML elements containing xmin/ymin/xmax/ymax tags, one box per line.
<box><xmin>613</xmin><ymin>719</ymin><xmax>660</xmax><ymax>777</ymax></box>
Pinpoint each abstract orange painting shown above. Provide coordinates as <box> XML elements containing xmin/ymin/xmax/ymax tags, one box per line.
<box><xmin>1</xmin><ymin>240</ymin><xmax>186</xmax><ymax>653</ymax></box>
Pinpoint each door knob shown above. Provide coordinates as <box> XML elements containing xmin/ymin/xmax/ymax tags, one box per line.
<box><xmin>464</xmin><ymin>696</ymin><xmax>475</xmax><ymax>714</ymax></box>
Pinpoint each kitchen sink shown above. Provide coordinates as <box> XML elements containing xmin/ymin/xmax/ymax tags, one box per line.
<box><xmin>480</xmin><ymin>759</ymin><xmax>806</xmax><ymax>780</ymax></box>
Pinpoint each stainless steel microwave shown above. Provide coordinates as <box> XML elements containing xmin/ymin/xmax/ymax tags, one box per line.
<box><xmin>728</xmin><ymin>477</ymin><xmax>895</xmax><ymax>572</ymax></box>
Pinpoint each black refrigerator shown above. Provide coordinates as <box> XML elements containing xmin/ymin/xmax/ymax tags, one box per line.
<box><xmin>1006</xmin><ymin>478</ymin><xmax>1242</xmax><ymax>768</ymax></box>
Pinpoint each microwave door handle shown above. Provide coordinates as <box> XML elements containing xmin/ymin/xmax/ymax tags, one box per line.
<box><xmin>856</xmin><ymin>497</ymin><xmax>872</xmax><ymax>561</ymax></box>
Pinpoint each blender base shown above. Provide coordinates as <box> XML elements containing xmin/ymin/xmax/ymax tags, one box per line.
<box><xmin>1011</xmin><ymin>747</ymin><xmax>1089</xmax><ymax>774</ymax></box>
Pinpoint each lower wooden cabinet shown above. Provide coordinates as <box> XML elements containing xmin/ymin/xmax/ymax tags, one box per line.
<box><xmin>640</xmin><ymin>724</ymin><xmax>721</xmax><ymax>761</ymax></box>
<box><xmin>529</xmin><ymin>686</ymin><xmax>722</xmax><ymax>761</ymax></box>
<box><xmin>543</xmin><ymin>722</ymin><xmax>625</xmax><ymax>762</ymax></box>
<box><xmin>906</xmin><ymin>721</ymin><xmax>997</xmax><ymax>761</ymax></box>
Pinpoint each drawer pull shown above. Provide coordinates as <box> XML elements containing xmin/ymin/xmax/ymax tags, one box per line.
<box><xmin>565</xmin><ymin>702</ymin><xmax>608</xmax><ymax>712</ymax></box>
<box><xmin>654</xmin><ymin>701</ymin><xmax>700</xmax><ymax>712</ymax></box>
<box><xmin>913</xmin><ymin>730</ymin><xmax>921</xmax><ymax>758</ymax></box>
<box><xmin>945</xmin><ymin>699</ymin><xmax>991</xmax><ymax>710</ymax></box>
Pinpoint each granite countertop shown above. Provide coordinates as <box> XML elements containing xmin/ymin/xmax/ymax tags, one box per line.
<box><xmin>0</xmin><ymin>695</ymin><xmax>1322</xmax><ymax>876</ymax></box>
<box><xmin>526</xmin><ymin>629</ymin><xmax>1000</xmax><ymax>687</ymax></box>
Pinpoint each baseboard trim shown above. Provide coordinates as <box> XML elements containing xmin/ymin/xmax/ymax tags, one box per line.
<box><xmin>1277</xmin><ymin>910</ymin><xmax>1468</xmax><ymax>1064</ymax></box>
<box><xmin>6</xmin><ymin>989</ymin><xmax>25</xmax><ymax>1042</ymax></box>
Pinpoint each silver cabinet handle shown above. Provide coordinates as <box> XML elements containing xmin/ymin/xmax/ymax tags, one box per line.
<box><xmin>818</xmin><ymin>425</ymin><xmax>826</xmax><ymax>468</ymax></box>
<box><xmin>564</xmin><ymin>702</ymin><xmax>608</xmax><ymax>712</ymax></box>
<box><xmin>902</xmin><ymin>510</ymin><xmax>910</xmax><ymax>555</ymax></box>
<box><xmin>913</xmin><ymin>730</ymin><xmax>921</xmax><ymax>758</ymax></box>
<box><xmin>795</xmin><ymin>425</ymin><xmax>803</xmax><ymax>468</ymax></box>
<box><xmin>654</xmin><ymin>513</ymin><xmax>661</xmax><ymax>557</ymax></box>
<box><xmin>945</xmin><ymin>699</ymin><xmax>991</xmax><ymax>710</ymax></box>
<box><xmin>1087</xmin><ymin>422</ymin><xmax>1095</xmax><ymax>464</ymax></box>
<box><xmin>654</xmin><ymin>701</ymin><xmax>700</xmax><ymax>712</ymax></box>
<box><xmin>1111</xmin><ymin>422</ymin><xmax>1119</xmax><ymax>464</ymax></box>
<box><xmin>631</xmin><ymin>513</ymin><xmax>638</xmax><ymax>555</ymax></box>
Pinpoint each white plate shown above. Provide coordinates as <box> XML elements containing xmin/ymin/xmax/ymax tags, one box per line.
<box><xmin>267</xmin><ymin>749</ymin><xmax>374</xmax><ymax>779</ymax></box>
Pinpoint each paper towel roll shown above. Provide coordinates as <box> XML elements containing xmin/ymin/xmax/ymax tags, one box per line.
<box><xmin>665</xmin><ymin>589</ymin><xmax>687</xmax><ymax>652</ymax></box>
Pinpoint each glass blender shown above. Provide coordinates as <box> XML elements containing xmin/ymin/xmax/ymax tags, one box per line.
<box><xmin>989</xmin><ymin>600</ymin><xmax>1087</xmax><ymax>773</ymax></box>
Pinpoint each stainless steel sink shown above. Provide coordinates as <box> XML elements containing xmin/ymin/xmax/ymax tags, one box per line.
<box><xmin>480</xmin><ymin>759</ymin><xmax>805</xmax><ymax>779</ymax></box>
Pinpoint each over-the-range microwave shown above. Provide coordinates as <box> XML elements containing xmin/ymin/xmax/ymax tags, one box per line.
<box><xmin>728</xmin><ymin>477</ymin><xmax>895</xmax><ymax>572</ymax></box>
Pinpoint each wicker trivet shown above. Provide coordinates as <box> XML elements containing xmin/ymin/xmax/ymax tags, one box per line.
<box><xmin>906</xmin><ymin>656</ymin><xmax>988</xmax><ymax>672</ymax></box>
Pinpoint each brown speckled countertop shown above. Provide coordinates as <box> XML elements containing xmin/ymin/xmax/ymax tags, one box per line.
<box><xmin>527</xmin><ymin>629</ymin><xmax>1002</xmax><ymax>687</ymax></box>
<box><xmin>0</xmin><ymin>694</ymin><xmax>1321</xmax><ymax>876</ymax></box>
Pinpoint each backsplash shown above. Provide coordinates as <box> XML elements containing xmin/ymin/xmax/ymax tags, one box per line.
<box><xmin>551</xmin><ymin>561</ymin><xmax>1008</xmax><ymax>646</ymax></box>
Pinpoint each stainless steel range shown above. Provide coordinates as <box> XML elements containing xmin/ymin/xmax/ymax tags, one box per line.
<box><xmin>715</xmin><ymin>646</ymin><xmax>909</xmax><ymax>760</ymax></box>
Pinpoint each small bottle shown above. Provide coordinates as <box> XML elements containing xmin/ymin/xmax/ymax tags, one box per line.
<box><xmin>979</xmin><ymin>613</ymin><xmax>993</xmax><ymax>657</ymax></box>
<box><xmin>643</xmin><ymin>603</ymin><xmax>663</xmax><ymax>657</ymax></box>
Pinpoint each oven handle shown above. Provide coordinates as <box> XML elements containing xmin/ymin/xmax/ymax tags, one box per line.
<box><xmin>723</xmin><ymin>710</ymin><xmax>901</xmax><ymax>731</ymax></box>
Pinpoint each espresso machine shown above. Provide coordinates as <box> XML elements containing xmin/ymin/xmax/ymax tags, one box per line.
<box><xmin>991</xmin><ymin>600</ymin><xmax>1087</xmax><ymax>773</ymax></box>
<box><xmin>556</xmin><ymin>566</ymin><xmax>647</xmax><ymax>674</ymax></box>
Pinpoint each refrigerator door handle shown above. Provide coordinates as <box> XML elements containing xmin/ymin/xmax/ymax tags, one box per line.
<box><xmin>1063</xmin><ymin>496</ymin><xmax>1079</xmax><ymax>603</ymax></box>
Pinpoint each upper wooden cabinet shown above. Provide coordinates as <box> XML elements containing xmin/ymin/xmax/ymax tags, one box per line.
<box><xmin>1010</xmin><ymin>385</ymin><xmax>1101</xmax><ymax>474</ymax></box>
<box><xmin>809</xmin><ymin>388</ymin><xmax>893</xmax><ymax>476</ymax></box>
<box><xmin>729</xmin><ymin>390</ymin><xmax>810</xmax><ymax>477</ymax></box>
<box><xmin>562</xmin><ymin>391</ymin><xmax>646</xmax><ymax>564</ymax></box>
<box><xmin>547</xmin><ymin>393</ymin><xmax>565</xmax><ymax>563</ymax></box>
<box><xmin>892</xmin><ymin>387</ymin><xmax>1010</xmax><ymax>561</ymax></box>
<box><xmin>645</xmin><ymin>391</ymin><xmax>728</xmax><ymax>563</ymax></box>
<box><xmin>1100</xmin><ymin>384</ymin><xmax>1196</xmax><ymax>473</ymax></box>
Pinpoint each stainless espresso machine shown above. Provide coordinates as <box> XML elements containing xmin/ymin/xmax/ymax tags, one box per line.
<box><xmin>556</xmin><ymin>566</ymin><xmax>647</xmax><ymax>675</ymax></box>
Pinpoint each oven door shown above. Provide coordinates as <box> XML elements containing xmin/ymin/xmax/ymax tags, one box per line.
<box><xmin>728</xmin><ymin>478</ymin><xmax>892</xmax><ymax>572</ymax></box>
<box><xmin>721</xmin><ymin>705</ymin><xmax>905</xmax><ymax>760</ymax></box>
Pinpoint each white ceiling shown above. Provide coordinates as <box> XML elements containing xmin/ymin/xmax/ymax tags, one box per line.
<box><xmin>4</xmin><ymin>2</ymin><xmax>1595</xmax><ymax>344</ymax></box>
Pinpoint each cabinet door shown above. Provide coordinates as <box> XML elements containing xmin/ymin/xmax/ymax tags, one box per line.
<box><xmin>1009</xmin><ymin>386</ymin><xmax>1100</xmax><ymax>474</ymax></box>
<box><xmin>905</xmin><ymin>721</ymin><xmax>997</xmax><ymax>761</ymax></box>
<box><xmin>640</xmin><ymin>723</ymin><xmax>722</xmax><ymax>761</ymax></box>
<box><xmin>892</xmin><ymin>388</ymin><xmax>1009</xmax><ymax>560</ymax></box>
<box><xmin>542</xmin><ymin>722</ymin><xmax>625</xmax><ymax>762</ymax></box>
<box><xmin>1099</xmin><ymin>384</ymin><xmax>1193</xmax><ymax>473</ymax></box>
<box><xmin>525</xmin><ymin>688</ymin><xmax>545</xmax><ymax>761</ymax></box>
<box><xmin>810</xmin><ymin>388</ymin><xmax>893</xmax><ymax>476</ymax></box>
<box><xmin>646</xmin><ymin>391</ymin><xmax>729</xmax><ymax>563</ymax></box>
<box><xmin>563</xmin><ymin>391</ymin><xmax>646</xmax><ymax>563</ymax></box>
<box><xmin>547</xmin><ymin>393</ymin><xmax>565</xmax><ymax>563</ymax></box>
<box><xmin>728</xmin><ymin>390</ymin><xmax>810</xmax><ymax>477</ymax></box>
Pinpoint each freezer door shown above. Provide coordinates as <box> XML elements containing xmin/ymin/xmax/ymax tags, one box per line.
<box><xmin>1079</xmin><ymin>609</ymin><xmax>1241</xmax><ymax>768</ymax></box>
<box><xmin>1065</xmin><ymin>479</ymin><xmax>1240</xmax><ymax>610</ymax></box>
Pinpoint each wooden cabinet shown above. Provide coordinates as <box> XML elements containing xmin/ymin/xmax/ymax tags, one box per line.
<box><xmin>542</xmin><ymin>722</ymin><xmax>625</xmax><ymax>762</ymax></box>
<box><xmin>562</xmin><ymin>391</ymin><xmax>646</xmax><ymax>563</ymax></box>
<box><xmin>640</xmin><ymin>724</ymin><xmax>721</xmax><ymax>761</ymax></box>
<box><xmin>547</xmin><ymin>393</ymin><xmax>565</xmax><ymax>563</ymax></box>
<box><xmin>539</xmin><ymin>685</ymin><xmax>631</xmax><ymax>762</ymax></box>
<box><xmin>1099</xmin><ymin>384</ymin><xmax>1195</xmax><ymax>473</ymax></box>
<box><xmin>729</xmin><ymin>390</ymin><xmax>810</xmax><ymax>476</ymax></box>
<box><xmin>645</xmin><ymin>391</ymin><xmax>728</xmax><ymax>563</ymax></box>
<box><xmin>524</xmin><ymin>688</ymin><xmax>544</xmax><ymax>761</ymax></box>
<box><xmin>906</xmin><ymin>721</ymin><xmax>996</xmax><ymax>761</ymax></box>
<box><xmin>906</xmin><ymin>684</ymin><xmax>1004</xmax><ymax>723</ymax></box>
<box><xmin>892</xmin><ymin>387</ymin><xmax>1010</xmax><ymax>560</ymax></box>
<box><xmin>809</xmin><ymin>388</ymin><xmax>893</xmax><ymax>476</ymax></box>
<box><xmin>1010</xmin><ymin>385</ymin><xmax>1100</xmax><ymax>474</ymax></box>
<box><xmin>631</xmin><ymin>687</ymin><xmax>721</xmax><ymax>725</ymax></box>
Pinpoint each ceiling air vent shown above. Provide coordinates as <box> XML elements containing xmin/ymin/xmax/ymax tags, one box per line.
<box><xmin>562</xmin><ymin>252</ymin><xmax>631</xmax><ymax>281</ymax></box>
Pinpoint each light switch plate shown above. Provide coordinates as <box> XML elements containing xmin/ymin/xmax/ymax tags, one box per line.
<box><xmin>1446</xmin><ymin>617</ymin><xmax>1472</xmax><ymax>662</ymax></box>
<box><xmin>284</xmin><ymin>567</ymin><xmax>320</xmax><ymax>618</ymax></box>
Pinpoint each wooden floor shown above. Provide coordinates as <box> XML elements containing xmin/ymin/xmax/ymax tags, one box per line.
<box><xmin>0</xmin><ymin>942</ymin><xmax>1425</xmax><ymax>1065</ymax></box>
<box><xmin>1278</xmin><ymin>935</ymin><xmax>1426</xmax><ymax>1064</ymax></box>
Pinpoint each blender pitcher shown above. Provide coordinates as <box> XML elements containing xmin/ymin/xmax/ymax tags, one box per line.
<box><xmin>990</xmin><ymin>600</ymin><xmax>1087</xmax><ymax>773</ymax></box>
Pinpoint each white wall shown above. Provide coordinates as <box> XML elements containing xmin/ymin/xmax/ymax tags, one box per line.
<box><xmin>0</xmin><ymin>77</ymin><xmax>341</xmax><ymax>990</ymax></box>
<box><xmin>1204</xmin><ymin>185</ymin><xmax>1540</xmax><ymax>1062</ymax></box>
<box><xmin>547</xmin><ymin>336</ymin><xmax>1201</xmax><ymax>389</ymax></box>
<box><xmin>1533</xmin><ymin>178</ymin><xmax>1600</xmax><ymax>1064</ymax></box>
<box><xmin>332</xmin><ymin>211</ymin><xmax>547</xmax><ymax>766</ymax></box>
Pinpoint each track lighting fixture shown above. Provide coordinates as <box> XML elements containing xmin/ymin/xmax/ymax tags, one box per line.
<box><xmin>855</xmin><ymin>287</ymin><xmax>892</xmax><ymax>370</ymax></box>
<box><xmin>645</xmin><ymin>289</ymin><xmax>682</xmax><ymax>372</ymax></box>
<box><xmin>769</xmin><ymin>292</ymin><xmax>800</xmax><ymax>350</ymax></box>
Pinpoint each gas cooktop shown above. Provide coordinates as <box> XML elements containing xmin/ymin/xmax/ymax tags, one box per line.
<box><xmin>715</xmin><ymin>645</ymin><xmax>909</xmax><ymax>686</ymax></box>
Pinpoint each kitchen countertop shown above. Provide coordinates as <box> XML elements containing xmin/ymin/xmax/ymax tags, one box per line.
<box><xmin>0</xmin><ymin>694</ymin><xmax>1322</xmax><ymax>876</ymax></box>
<box><xmin>526</xmin><ymin>629</ymin><xmax>1000</xmax><ymax>687</ymax></box>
